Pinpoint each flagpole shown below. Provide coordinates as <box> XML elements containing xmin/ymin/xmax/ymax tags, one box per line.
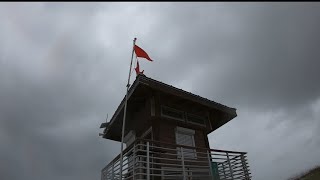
<box><xmin>119</xmin><ymin>37</ymin><xmax>136</xmax><ymax>180</ymax></box>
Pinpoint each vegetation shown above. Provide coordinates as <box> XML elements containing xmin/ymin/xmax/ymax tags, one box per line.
<box><xmin>289</xmin><ymin>166</ymin><xmax>320</xmax><ymax>180</ymax></box>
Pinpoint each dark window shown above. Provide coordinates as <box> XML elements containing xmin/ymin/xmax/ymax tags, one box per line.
<box><xmin>186</xmin><ymin>114</ymin><xmax>206</xmax><ymax>126</ymax></box>
<box><xmin>161</xmin><ymin>106</ymin><xmax>185</xmax><ymax>121</ymax></box>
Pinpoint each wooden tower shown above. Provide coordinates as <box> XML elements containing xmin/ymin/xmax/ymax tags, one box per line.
<box><xmin>100</xmin><ymin>74</ymin><xmax>251</xmax><ymax>180</ymax></box>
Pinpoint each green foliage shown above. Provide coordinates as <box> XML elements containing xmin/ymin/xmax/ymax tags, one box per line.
<box><xmin>290</xmin><ymin>166</ymin><xmax>320</xmax><ymax>180</ymax></box>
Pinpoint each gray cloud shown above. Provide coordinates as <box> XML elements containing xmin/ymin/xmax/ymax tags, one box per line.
<box><xmin>147</xmin><ymin>3</ymin><xmax>320</xmax><ymax>110</ymax></box>
<box><xmin>0</xmin><ymin>3</ymin><xmax>121</xmax><ymax>180</ymax></box>
<box><xmin>1</xmin><ymin>2</ymin><xmax>320</xmax><ymax>180</ymax></box>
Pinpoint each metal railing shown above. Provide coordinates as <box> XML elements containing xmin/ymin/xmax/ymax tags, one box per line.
<box><xmin>101</xmin><ymin>138</ymin><xmax>251</xmax><ymax>180</ymax></box>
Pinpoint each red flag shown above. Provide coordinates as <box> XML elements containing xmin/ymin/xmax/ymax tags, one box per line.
<box><xmin>134</xmin><ymin>45</ymin><xmax>153</xmax><ymax>61</ymax></box>
<box><xmin>134</xmin><ymin>60</ymin><xmax>144</xmax><ymax>75</ymax></box>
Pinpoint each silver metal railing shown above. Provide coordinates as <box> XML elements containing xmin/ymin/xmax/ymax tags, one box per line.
<box><xmin>101</xmin><ymin>139</ymin><xmax>251</xmax><ymax>180</ymax></box>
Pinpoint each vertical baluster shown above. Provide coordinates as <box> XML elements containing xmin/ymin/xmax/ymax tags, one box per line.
<box><xmin>241</xmin><ymin>154</ymin><xmax>249</xmax><ymax>180</ymax></box>
<box><xmin>112</xmin><ymin>161</ymin><xmax>115</xmax><ymax>180</ymax></box>
<box><xmin>147</xmin><ymin>141</ymin><xmax>150</xmax><ymax>180</ymax></box>
<box><xmin>207</xmin><ymin>150</ymin><xmax>213</xmax><ymax>179</ymax></box>
<box><xmin>133</xmin><ymin>143</ymin><xmax>136</xmax><ymax>180</ymax></box>
<box><xmin>226</xmin><ymin>152</ymin><xmax>234</xmax><ymax>180</ymax></box>
<box><xmin>181</xmin><ymin>147</ymin><xmax>186</xmax><ymax>180</ymax></box>
<box><xmin>101</xmin><ymin>168</ymin><xmax>104</xmax><ymax>180</ymax></box>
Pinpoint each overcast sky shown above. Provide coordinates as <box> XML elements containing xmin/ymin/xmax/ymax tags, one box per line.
<box><xmin>1</xmin><ymin>2</ymin><xmax>320</xmax><ymax>180</ymax></box>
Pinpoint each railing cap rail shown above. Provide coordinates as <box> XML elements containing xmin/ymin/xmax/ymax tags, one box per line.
<box><xmin>135</xmin><ymin>138</ymin><xmax>248</xmax><ymax>154</ymax></box>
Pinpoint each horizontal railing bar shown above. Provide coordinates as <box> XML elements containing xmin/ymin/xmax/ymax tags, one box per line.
<box><xmin>211</xmin><ymin>152</ymin><xmax>244</xmax><ymax>156</ymax></box>
<box><xmin>183</xmin><ymin>158</ymin><xmax>210</xmax><ymax>163</ymax></box>
<box><xmin>135</xmin><ymin>173</ymin><xmax>183</xmax><ymax>177</ymax></box>
<box><xmin>146</xmin><ymin>161</ymin><xmax>183</xmax><ymax>167</ymax></box>
<box><xmin>139</xmin><ymin>155</ymin><xmax>182</xmax><ymax>162</ymax></box>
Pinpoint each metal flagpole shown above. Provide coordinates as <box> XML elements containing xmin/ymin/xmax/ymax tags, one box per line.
<box><xmin>119</xmin><ymin>37</ymin><xmax>137</xmax><ymax>180</ymax></box>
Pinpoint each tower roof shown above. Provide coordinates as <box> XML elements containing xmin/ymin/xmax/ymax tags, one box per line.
<box><xmin>100</xmin><ymin>74</ymin><xmax>237</xmax><ymax>141</ymax></box>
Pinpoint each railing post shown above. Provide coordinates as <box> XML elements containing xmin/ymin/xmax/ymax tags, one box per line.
<box><xmin>101</xmin><ymin>168</ymin><xmax>105</xmax><ymax>180</ymax></box>
<box><xmin>207</xmin><ymin>150</ymin><xmax>213</xmax><ymax>179</ymax></box>
<box><xmin>133</xmin><ymin>143</ymin><xmax>136</xmax><ymax>180</ymax></box>
<box><xmin>241</xmin><ymin>154</ymin><xmax>249</xmax><ymax>180</ymax></box>
<box><xmin>226</xmin><ymin>152</ymin><xmax>234</xmax><ymax>180</ymax></box>
<box><xmin>147</xmin><ymin>141</ymin><xmax>150</xmax><ymax>180</ymax></box>
<box><xmin>111</xmin><ymin>161</ymin><xmax>115</xmax><ymax>180</ymax></box>
<box><xmin>181</xmin><ymin>147</ymin><xmax>186</xmax><ymax>180</ymax></box>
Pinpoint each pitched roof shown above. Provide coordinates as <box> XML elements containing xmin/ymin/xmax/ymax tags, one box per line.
<box><xmin>100</xmin><ymin>74</ymin><xmax>237</xmax><ymax>140</ymax></box>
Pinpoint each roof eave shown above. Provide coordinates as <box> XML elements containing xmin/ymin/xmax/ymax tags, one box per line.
<box><xmin>102</xmin><ymin>75</ymin><xmax>143</xmax><ymax>139</ymax></box>
<box><xmin>207</xmin><ymin>109</ymin><xmax>237</xmax><ymax>134</ymax></box>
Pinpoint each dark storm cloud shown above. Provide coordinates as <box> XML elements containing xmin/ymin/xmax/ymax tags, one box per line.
<box><xmin>152</xmin><ymin>3</ymin><xmax>320</xmax><ymax>111</ymax></box>
<box><xmin>1</xmin><ymin>2</ymin><xmax>320</xmax><ymax>180</ymax></box>
<box><xmin>0</xmin><ymin>3</ymin><xmax>122</xmax><ymax>180</ymax></box>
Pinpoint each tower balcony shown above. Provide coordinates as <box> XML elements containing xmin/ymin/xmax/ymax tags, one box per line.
<box><xmin>101</xmin><ymin>138</ymin><xmax>251</xmax><ymax>180</ymax></box>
